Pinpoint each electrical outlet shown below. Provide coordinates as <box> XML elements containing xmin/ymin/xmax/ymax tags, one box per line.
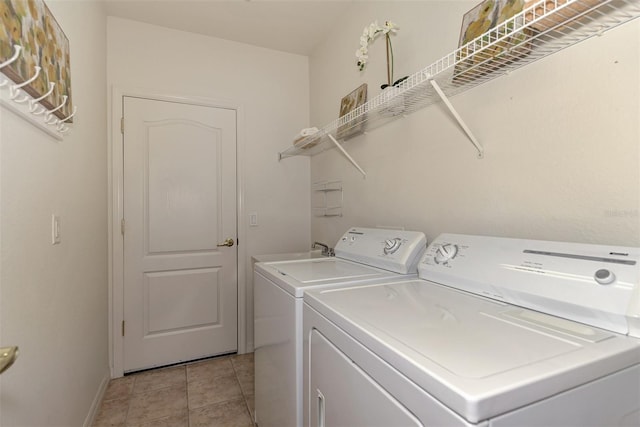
<box><xmin>51</xmin><ymin>215</ymin><xmax>61</xmax><ymax>245</ymax></box>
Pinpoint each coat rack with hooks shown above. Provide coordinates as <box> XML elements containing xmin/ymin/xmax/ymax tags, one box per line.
<box><xmin>0</xmin><ymin>44</ymin><xmax>76</xmax><ymax>139</ymax></box>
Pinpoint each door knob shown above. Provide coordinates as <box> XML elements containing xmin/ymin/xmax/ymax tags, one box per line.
<box><xmin>217</xmin><ymin>238</ymin><xmax>234</xmax><ymax>247</ymax></box>
<box><xmin>0</xmin><ymin>346</ymin><xmax>18</xmax><ymax>375</ymax></box>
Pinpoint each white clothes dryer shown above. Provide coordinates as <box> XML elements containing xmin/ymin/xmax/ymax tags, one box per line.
<box><xmin>254</xmin><ymin>227</ymin><xmax>427</xmax><ymax>427</ymax></box>
<box><xmin>303</xmin><ymin>233</ymin><xmax>640</xmax><ymax>427</ymax></box>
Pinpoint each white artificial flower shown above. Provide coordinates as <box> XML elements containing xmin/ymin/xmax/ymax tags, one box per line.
<box><xmin>356</xmin><ymin>19</ymin><xmax>399</xmax><ymax>73</ymax></box>
<box><xmin>368</xmin><ymin>21</ymin><xmax>380</xmax><ymax>38</ymax></box>
<box><xmin>382</xmin><ymin>21</ymin><xmax>398</xmax><ymax>34</ymax></box>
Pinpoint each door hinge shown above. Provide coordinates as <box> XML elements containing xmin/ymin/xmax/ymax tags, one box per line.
<box><xmin>121</xmin><ymin>218</ymin><xmax>125</xmax><ymax>236</ymax></box>
<box><xmin>121</xmin><ymin>320</ymin><xmax>125</xmax><ymax>336</ymax></box>
<box><xmin>120</xmin><ymin>117</ymin><xmax>124</xmax><ymax>134</ymax></box>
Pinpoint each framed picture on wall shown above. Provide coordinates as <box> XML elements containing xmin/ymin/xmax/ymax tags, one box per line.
<box><xmin>0</xmin><ymin>0</ymin><xmax>73</xmax><ymax>121</ymax></box>
<box><xmin>337</xmin><ymin>83</ymin><xmax>367</xmax><ymax>140</ymax></box>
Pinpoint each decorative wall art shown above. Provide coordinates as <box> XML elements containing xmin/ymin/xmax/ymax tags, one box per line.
<box><xmin>337</xmin><ymin>83</ymin><xmax>367</xmax><ymax>140</ymax></box>
<box><xmin>453</xmin><ymin>0</ymin><xmax>532</xmax><ymax>84</ymax></box>
<box><xmin>0</xmin><ymin>0</ymin><xmax>73</xmax><ymax>121</ymax></box>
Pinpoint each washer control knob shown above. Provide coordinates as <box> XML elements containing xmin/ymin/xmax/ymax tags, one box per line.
<box><xmin>594</xmin><ymin>269</ymin><xmax>616</xmax><ymax>285</ymax></box>
<box><xmin>384</xmin><ymin>238</ymin><xmax>402</xmax><ymax>254</ymax></box>
<box><xmin>435</xmin><ymin>244</ymin><xmax>458</xmax><ymax>264</ymax></box>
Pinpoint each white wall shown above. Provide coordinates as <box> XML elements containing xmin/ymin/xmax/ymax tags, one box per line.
<box><xmin>107</xmin><ymin>17</ymin><xmax>311</xmax><ymax>355</ymax></box>
<box><xmin>309</xmin><ymin>2</ymin><xmax>640</xmax><ymax>248</ymax></box>
<box><xmin>0</xmin><ymin>1</ymin><xmax>109</xmax><ymax>426</ymax></box>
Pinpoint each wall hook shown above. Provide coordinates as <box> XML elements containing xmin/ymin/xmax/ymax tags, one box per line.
<box><xmin>45</xmin><ymin>115</ymin><xmax>58</xmax><ymax>125</ymax></box>
<box><xmin>9</xmin><ymin>66</ymin><xmax>41</xmax><ymax>99</ymax></box>
<box><xmin>27</xmin><ymin>82</ymin><xmax>55</xmax><ymax>113</ymax></box>
<box><xmin>0</xmin><ymin>45</ymin><xmax>22</xmax><ymax>87</ymax></box>
<box><xmin>0</xmin><ymin>45</ymin><xmax>22</xmax><ymax>69</ymax></box>
<box><xmin>12</xmin><ymin>92</ymin><xmax>32</xmax><ymax>104</ymax></box>
<box><xmin>57</xmin><ymin>106</ymin><xmax>77</xmax><ymax>124</ymax></box>
<box><xmin>43</xmin><ymin>95</ymin><xmax>67</xmax><ymax>123</ymax></box>
<box><xmin>29</xmin><ymin>83</ymin><xmax>56</xmax><ymax>115</ymax></box>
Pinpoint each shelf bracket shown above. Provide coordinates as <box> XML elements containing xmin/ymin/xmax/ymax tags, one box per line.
<box><xmin>429</xmin><ymin>79</ymin><xmax>484</xmax><ymax>158</ymax></box>
<box><xmin>327</xmin><ymin>134</ymin><xmax>367</xmax><ymax>178</ymax></box>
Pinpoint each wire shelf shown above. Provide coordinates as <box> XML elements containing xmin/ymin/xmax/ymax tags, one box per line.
<box><xmin>279</xmin><ymin>0</ymin><xmax>640</xmax><ymax>159</ymax></box>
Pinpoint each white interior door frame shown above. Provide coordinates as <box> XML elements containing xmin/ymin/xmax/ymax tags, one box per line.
<box><xmin>108</xmin><ymin>87</ymin><xmax>247</xmax><ymax>377</ymax></box>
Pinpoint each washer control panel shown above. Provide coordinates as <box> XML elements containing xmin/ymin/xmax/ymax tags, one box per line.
<box><xmin>420</xmin><ymin>233</ymin><xmax>640</xmax><ymax>337</ymax></box>
<box><xmin>335</xmin><ymin>227</ymin><xmax>427</xmax><ymax>274</ymax></box>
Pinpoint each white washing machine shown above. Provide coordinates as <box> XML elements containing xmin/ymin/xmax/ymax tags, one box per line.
<box><xmin>303</xmin><ymin>233</ymin><xmax>640</xmax><ymax>427</ymax></box>
<box><xmin>254</xmin><ymin>227</ymin><xmax>427</xmax><ymax>427</ymax></box>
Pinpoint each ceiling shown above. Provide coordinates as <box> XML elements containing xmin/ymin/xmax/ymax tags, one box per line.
<box><xmin>104</xmin><ymin>0</ymin><xmax>357</xmax><ymax>56</ymax></box>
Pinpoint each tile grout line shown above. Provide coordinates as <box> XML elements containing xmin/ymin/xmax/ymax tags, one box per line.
<box><xmin>233</xmin><ymin>355</ymin><xmax>255</xmax><ymax>424</ymax></box>
<box><xmin>122</xmin><ymin>375</ymin><xmax>135</xmax><ymax>427</ymax></box>
<box><xmin>186</xmin><ymin>364</ymin><xmax>192</xmax><ymax>427</ymax></box>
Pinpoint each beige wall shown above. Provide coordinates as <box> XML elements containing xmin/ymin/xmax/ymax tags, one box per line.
<box><xmin>106</xmin><ymin>17</ymin><xmax>311</xmax><ymax>355</ymax></box>
<box><xmin>309</xmin><ymin>2</ymin><xmax>640</xmax><ymax>248</ymax></box>
<box><xmin>0</xmin><ymin>1</ymin><xmax>109</xmax><ymax>426</ymax></box>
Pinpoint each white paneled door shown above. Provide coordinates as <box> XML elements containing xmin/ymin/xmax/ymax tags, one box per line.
<box><xmin>122</xmin><ymin>96</ymin><xmax>237</xmax><ymax>372</ymax></box>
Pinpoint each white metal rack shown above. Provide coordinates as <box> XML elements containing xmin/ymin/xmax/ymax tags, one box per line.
<box><xmin>312</xmin><ymin>181</ymin><xmax>343</xmax><ymax>217</ymax></box>
<box><xmin>278</xmin><ymin>0</ymin><xmax>640</xmax><ymax>163</ymax></box>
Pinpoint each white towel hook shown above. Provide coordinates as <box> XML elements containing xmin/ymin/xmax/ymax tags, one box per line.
<box><xmin>10</xmin><ymin>66</ymin><xmax>41</xmax><ymax>99</ymax></box>
<box><xmin>0</xmin><ymin>45</ymin><xmax>22</xmax><ymax>87</ymax></box>
<box><xmin>56</xmin><ymin>105</ymin><xmax>76</xmax><ymax>124</ymax></box>
<box><xmin>27</xmin><ymin>82</ymin><xmax>55</xmax><ymax>112</ymax></box>
<box><xmin>43</xmin><ymin>95</ymin><xmax>67</xmax><ymax>123</ymax></box>
<box><xmin>12</xmin><ymin>92</ymin><xmax>31</xmax><ymax>104</ymax></box>
<box><xmin>29</xmin><ymin>82</ymin><xmax>56</xmax><ymax>114</ymax></box>
<box><xmin>0</xmin><ymin>45</ymin><xmax>22</xmax><ymax>70</ymax></box>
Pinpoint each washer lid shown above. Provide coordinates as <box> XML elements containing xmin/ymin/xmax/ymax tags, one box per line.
<box><xmin>273</xmin><ymin>258</ymin><xmax>388</xmax><ymax>283</ymax></box>
<box><xmin>256</xmin><ymin>258</ymin><xmax>401</xmax><ymax>297</ymax></box>
<box><xmin>305</xmin><ymin>279</ymin><xmax>640</xmax><ymax>423</ymax></box>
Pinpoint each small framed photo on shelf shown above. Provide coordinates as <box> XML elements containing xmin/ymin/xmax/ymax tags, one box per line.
<box><xmin>337</xmin><ymin>83</ymin><xmax>367</xmax><ymax>140</ymax></box>
<box><xmin>524</xmin><ymin>0</ymin><xmax>605</xmax><ymax>32</ymax></box>
<box><xmin>453</xmin><ymin>0</ymin><xmax>533</xmax><ymax>84</ymax></box>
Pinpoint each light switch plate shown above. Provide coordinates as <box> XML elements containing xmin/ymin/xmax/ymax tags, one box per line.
<box><xmin>249</xmin><ymin>212</ymin><xmax>258</xmax><ymax>227</ymax></box>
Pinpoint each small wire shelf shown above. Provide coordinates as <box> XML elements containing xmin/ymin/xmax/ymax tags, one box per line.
<box><xmin>279</xmin><ymin>0</ymin><xmax>640</xmax><ymax>159</ymax></box>
<box><xmin>312</xmin><ymin>181</ymin><xmax>343</xmax><ymax>217</ymax></box>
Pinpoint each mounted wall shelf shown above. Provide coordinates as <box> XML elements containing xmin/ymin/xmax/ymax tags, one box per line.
<box><xmin>312</xmin><ymin>181</ymin><xmax>343</xmax><ymax>217</ymax></box>
<box><xmin>278</xmin><ymin>0</ymin><xmax>640</xmax><ymax>162</ymax></box>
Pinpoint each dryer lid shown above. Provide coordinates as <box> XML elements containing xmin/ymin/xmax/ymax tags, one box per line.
<box><xmin>305</xmin><ymin>279</ymin><xmax>640</xmax><ymax>423</ymax></box>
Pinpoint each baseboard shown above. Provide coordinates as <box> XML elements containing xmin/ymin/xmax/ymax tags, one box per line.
<box><xmin>83</xmin><ymin>367</ymin><xmax>111</xmax><ymax>427</ymax></box>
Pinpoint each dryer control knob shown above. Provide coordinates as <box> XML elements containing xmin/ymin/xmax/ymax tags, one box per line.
<box><xmin>594</xmin><ymin>269</ymin><xmax>616</xmax><ymax>285</ymax></box>
<box><xmin>435</xmin><ymin>244</ymin><xmax>458</xmax><ymax>264</ymax></box>
<box><xmin>384</xmin><ymin>238</ymin><xmax>402</xmax><ymax>254</ymax></box>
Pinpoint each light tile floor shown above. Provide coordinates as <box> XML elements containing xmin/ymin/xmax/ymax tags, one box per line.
<box><xmin>92</xmin><ymin>353</ymin><xmax>254</xmax><ymax>427</ymax></box>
